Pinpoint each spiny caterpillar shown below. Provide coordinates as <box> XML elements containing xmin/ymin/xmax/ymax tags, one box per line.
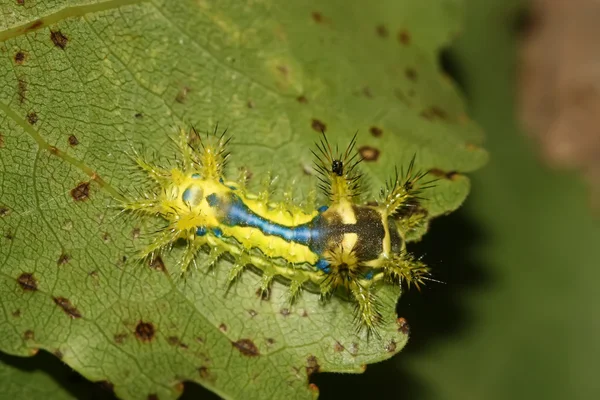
<box><xmin>122</xmin><ymin>126</ymin><xmax>433</xmax><ymax>333</ymax></box>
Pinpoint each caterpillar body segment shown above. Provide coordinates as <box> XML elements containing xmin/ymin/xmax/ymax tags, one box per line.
<box><xmin>122</xmin><ymin>127</ymin><xmax>432</xmax><ymax>334</ymax></box>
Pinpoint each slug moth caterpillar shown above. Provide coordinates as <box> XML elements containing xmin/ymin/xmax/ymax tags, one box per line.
<box><xmin>122</xmin><ymin>126</ymin><xmax>433</xmax><ymax>334</ymax></box>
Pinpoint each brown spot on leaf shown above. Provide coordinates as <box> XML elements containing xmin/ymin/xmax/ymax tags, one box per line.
<box><xmin>311</xmin><ymin>11</ymin><xmax>324</xmax><ymax>23</ymax></box>
<box><xmin>219</xmin><ymin>323</ymin><xmax>227</xmax><ymax>332</ymax></box>
<box><xmin>53</xmin><ymin>349</ymin><xmax>63</xmax><ymax>359</ymax></box>
<box><xmin>17</xmin><ymin>273</ymin><xmax>37</xmax><ymax>291</ymax></box>
<box><xmin>57</xmin><ymin>253</ymin><xmax>70</xmax><ymax>265</ymax></box>
<box><xmin>428</xmin><ymin>168</ymin><xmax>459</xmax><ymax>180</ymax></box>
<box><xmin>246</xmin><ymin>100</ymin><xmax>255</xmax><ymax>108</ymax></box>
<box><xmin>148</xmin><ymin>256</ymin><xmax>165</xmax><ymax>271</ymax></box>
<box><xmin>306</xmin><ymin>355</ymin><xmax>320</xmax><ymax>376</ymax></box>
<box><xmin>280</xmin><ymin>308</ymin><xmax>290</xmax><ymax>317</ymax></box>
<box><xmin>362</xmin><ymin>86</ymin><xmax>373</xmax><ymax>98</ymax></box>
<box><xmin>198</xmin><ymin>366</ymin><xmax>213</xmax><ymax>382</ymax></box>
<box><xmin>114</xmin><ymin>333</ymin><xmax>127</xmax><ymax>344</ymax></box>
<box><xmin>385</xmin><ymin>339</ymin><xmax>397</xmax><ymax>352</ymax></box>
<box><xmin>26</xmin><ymin>111</ymin><xmax>37</xmax><ymax>124</ymax></box>
<box><xmin>266</xmin><ymin>338</ymin><xmax>275</xmax><ymax>345</ymax></box>
<box><xmin>405</xmin><ymin>67</ymin><xmax>418</xmax><ymax>81</ymax></box>
<box><xmin>134</xmin><ymin>112</ymin><xmax>143</xmax><ymax>119</ymax></box>
<box><xmin>14</xmin><ymin>51</ymin><xmax>26</xmax><ymax>64</ymax></box>
<box><xmin>175</xmin><ymin>86</ymin><xmax>190</xmax><ymax>103</ymax></box>
<box><xmin>68</xmin><ymin>135</ymin><xmax>79</xmax><ymax>146</ymax></box>
<box><xmin>0</xmin><ymin>206</ymin><xmax>9</xmax><ymax>217</ymax></box>
<box><xmin>53</xmin><ymin>297</ymin><xmax>82</xmax><ymax>318</ymax></box>
<box><xmin>369</xmin><ymin>126</ymin><xmax>383</xmax><ymax>137</ymax></box>
<box><xmin>376</xmin><ymin>25</ymin><xmax>389</xmax><ymax>38</ymax></box>
<box><xmin>50</xmin><ymin>30</ymin><xmax>68</xmax><ymax>49</ymax></box>
<box><xmin>398</xmin><ymin>29</ymin><xmax>411</xmax><ymax>45</ymax></box>
<box><xmin>101</xmin><ymin>232</ymin><xmax>110</xmax><ymax>243</ymax></box>
<box><xmin>311</xmin><ymin>118</ymin><xmax>326</xmax><ymax>133</ymax></box>
<box><xmin>167</xmin><ymin>336</ymin><xmax>188</xmax><ymax>349</ymax></box>
<box><xmin>397</xmin><ymin>317</ymin><xmax>411</xmax><ymax>335</ymax></box>
<box><xmin>247</xmin><ymin>309</ymin><xmax>257</xmax><ymax>318</ymax></box>
<box><xmin>16</xmin><ymin>0</ymin><xmax>25</xmax><ymax>5</ymax></box>
<box><xmin>350</xmin><ymin>342</ymin><xmax>359</xmax><ymax>355</ymax></box>
<box><xmin>23</xmin><ymin>330</ymin><xmax>34</xmax><ymax>340</ymax></box>
<box><xmin>147</xmin><ymin>394</ymin><xmax>158</xmax><ymax>400</ymax></box>
<box><xmin>420</xmin><ymin>106</ymin><xmax>448</xmax><ymax>121</ymax></box>
<box><xmin>132</xmin><ymin>228</ymin><xmax>141</xmax><ymax>240</ymax></box>
<box><xmin>359</xmin><ymin>146</ymin><xmax>380</xmax><ymax>161</ymax></box>
<box><xmin>297</xmin><ymin>95</ymin><xmax>308</xmax><ymax>103</ymax></box>
<box><xmin>276</xmin><ymin>65</ymin><xmax>289</xmax><ymax>76</ymax></box>
<box><xmin>309</xmin><ymin>383</ymin><xmax>319</xmax><ymax>393</ymax></box>
<box><xmin>12</xmin><ymin>309</ymin><xmax>21</xmax><ymax>318</ymax></box>
<box><xmin>25</xmin><ymin>20</ymin><xmax>43</xmax><ymax>32</ymax></box>
<box><xmin>0</xmin><ymin>133</ymin><xmax>4</xmax><ymax>148</ymax></box>
<box><xmin>334</xmin><ymin>341</ymin><xmax>344</xmax><ymax>352</ymax></box>
<box><xmin>302</xmin><ymin>309</ymin><xmax>308</xmax><ymax>317</ymax></box>
<box><xmin>232</xmin><ymin>339</ymin><xmax>260</xmax><ymax>357</ymax></box>
<box><xmin>48</xmin><ymin>146</ymin><xmax>59</xmax><ymax>155</ymax></box>
<box><xmin>135</xmin><ymin>321</ymin><xmax>155</xmax><ymax>342</ymax></box>
<box><xmin>71</xmin><ymin>182</ymin><xmax>90</xmax><ymax>201</ymax></box>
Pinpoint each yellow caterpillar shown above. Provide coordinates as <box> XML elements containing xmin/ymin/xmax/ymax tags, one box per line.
<box><xmin>122</xmin><ymin>127</ymin><xmax>432</xmax><ymax>333</ymax></box>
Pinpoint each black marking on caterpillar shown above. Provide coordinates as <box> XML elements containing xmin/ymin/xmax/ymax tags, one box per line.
<box><xmin>121</xmin><ymin>126</ymin><xmax>434</xmax><ymax>335</ymax></box>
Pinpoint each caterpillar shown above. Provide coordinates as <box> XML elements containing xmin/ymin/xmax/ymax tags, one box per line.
<box><xmin>121</xmin><ymin>126</ymin><xmax>433</xmax><ymax>334</ymax></box>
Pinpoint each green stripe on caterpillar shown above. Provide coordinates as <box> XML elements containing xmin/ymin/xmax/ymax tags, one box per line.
<box><xmin>121</xmin><ymin>126</ymin><xmax>434</xmax><ymax>334</ymax></box>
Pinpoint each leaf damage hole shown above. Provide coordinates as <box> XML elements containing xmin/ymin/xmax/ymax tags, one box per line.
<box><xmin>397</xmin><ymin>317</ymin><xmax>411</xmax><ymax>335</ymax></box>
<box><xmin>50</xmin><ymin>30</ymin><xmax>68</xmax><ymax>49</ymax></box>
<box><xmin>68</xmin><ymin>135</ymin><xmax>79</xmax><ymax>146</ymax></box>
<box><xmin>311</xmin><ymin>119</ymin><xmax>327</xmax><ymax>133</ymax></box>
<box><xmin>12</xmin><ymin>309</ymin><xmax>21</xmax><ymax>318</ymax></box>
<box><xmin>219</xmin><ymin>323</ymin><xmax>227</xmax><ymax>332</ymax></box>
<box><xmin>26</xmin><ymin>111</ymin><xmax>38</xmax><ymax>125</ymax></box>
<box><xmin>398</xmin><ymin>29</ymin><xmax>411</xmax><ymax>45</ymax></box>
<box><xmin>17</xmin><ymin>272</ymin><xmax>38</xmax><ymax>291</ymax></box>
<box><xmin>135</xmin><ymin>321</ymin><xmax>155</xmax><ymax>342</ymax></box>
<box><xmin>306</xmin><ymin>355</ymin><xmax>320</xmax><ymax>376</ymax></box>
<box><xmin>14</xmin><ymin>51</ymin><xmax>26</xmax><ymax>64</ymax></box>
<box><xmin>358</xmin><ymin>146</ymin><xmax>380</xmax><ymax>161</ymax></box>
<box><xmin>70</xmin><ymin>182</ymin><xmax>90</xmax><ymax>201</ymax></box>
<box><xmin>369</xmin><ymin>126</ymin><xmax>383</xmax><ymax>137</ymax></box>
<box><xmin>247</xmin><ymin>309</ymin><xmax>258</xmax><ymax>318</ymax></box>
<box><xmin>53</xmin><ymin>296</ymin><xmax>82</xmax><ymax>318</ymax></box>
<box><xmin>0</xmin><ymin>206</ymin><xmax>10</xmax><ymax>217</ymax></box>
<box><xmin>232</xmin><ymin>339</ymin><xmax>260</xmax><ymax>357</ymax></box>
<box><xmin>376</xmin><ymin>24</ymin><xmax>389</xmax><ymax>38</ymax></box>
<box><xmin>428</xmin><ymin>168</ymin><xmax>460</xmax><ymax>180</ymax></box>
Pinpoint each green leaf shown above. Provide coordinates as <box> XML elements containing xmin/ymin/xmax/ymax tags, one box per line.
<box><xmin>0</xmin><ymin>1</ymin><xmax>485</xmax><ymax>399</ymax></box>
